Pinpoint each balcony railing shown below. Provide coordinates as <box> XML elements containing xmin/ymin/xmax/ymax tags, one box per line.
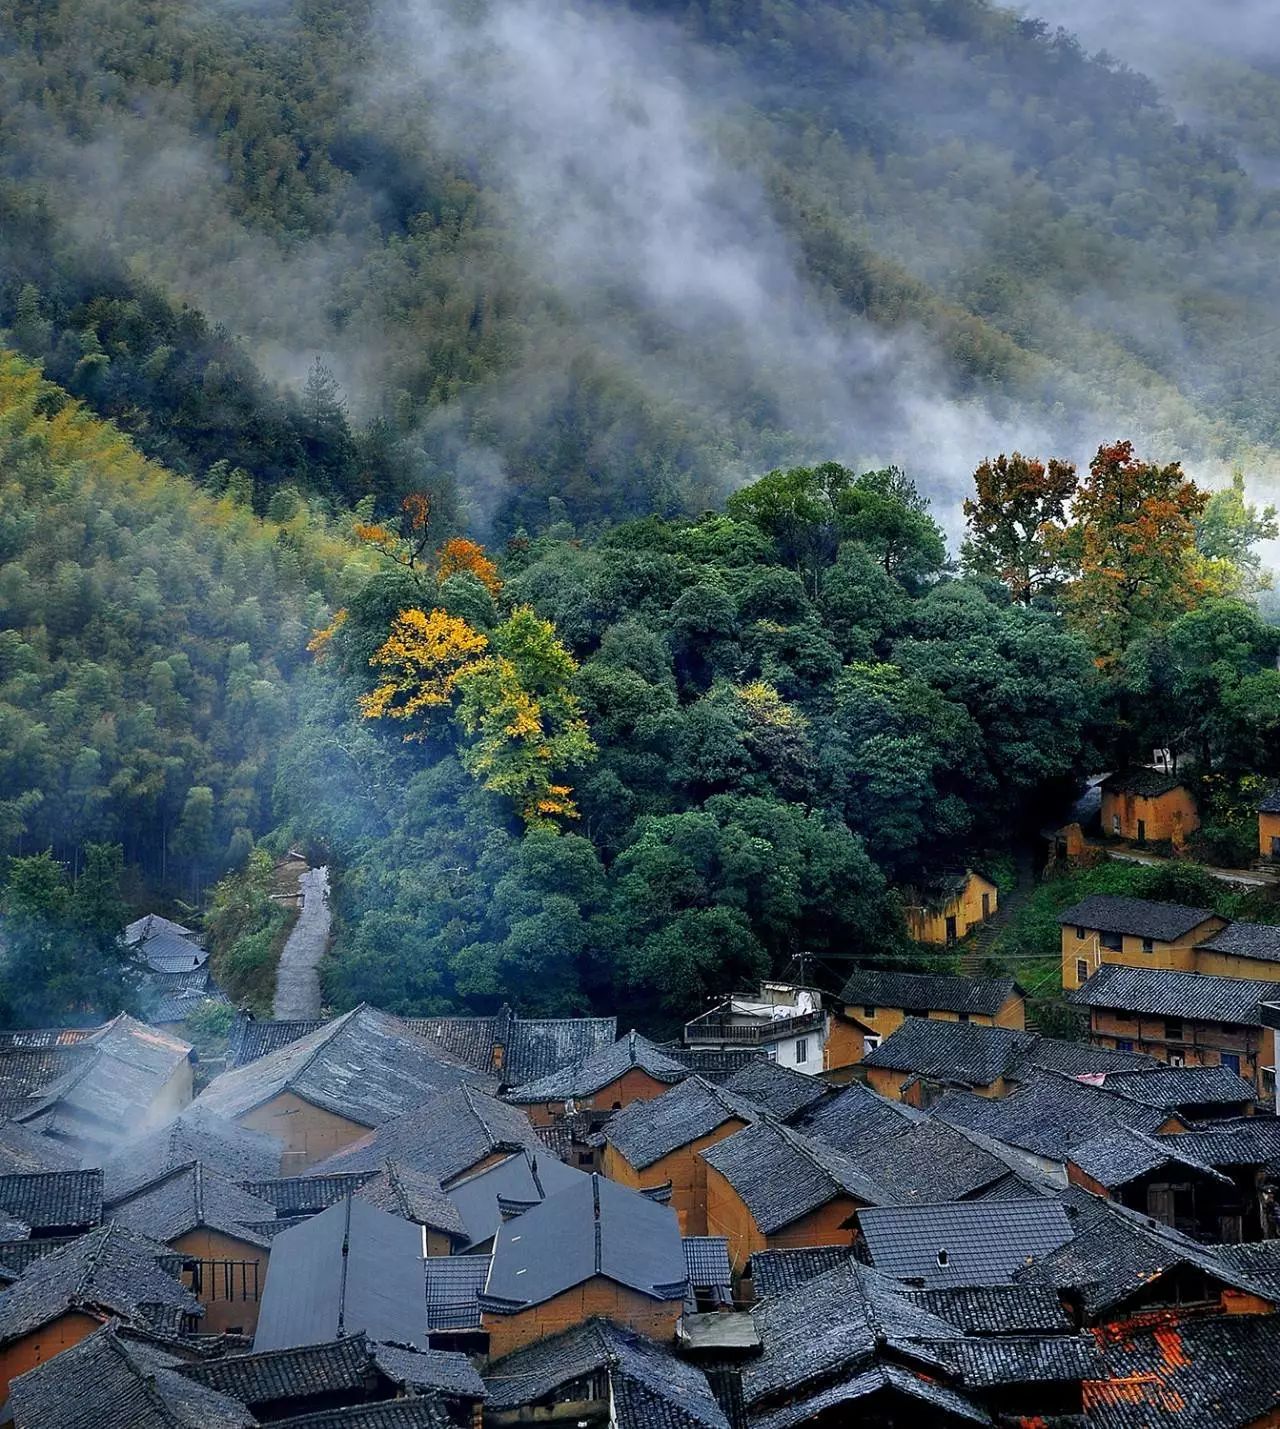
<box><xmin>683</xmin><ymin>1011</ymin><xmax>823</xmax><ymax>1044</ymax></box>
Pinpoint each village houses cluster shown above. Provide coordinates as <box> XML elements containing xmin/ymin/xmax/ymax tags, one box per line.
<box><xmin>0</xmin><ymin>784</ymin><xmax>1277</xmax><ymax>1425</ymax></box>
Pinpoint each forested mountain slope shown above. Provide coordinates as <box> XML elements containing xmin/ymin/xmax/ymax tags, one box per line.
<box><xmin>0</xmin><ymin>351</ymin><xmax>361</xmax><ymax>892</ymax></box>
<box><xmin>3</xmin><ymin>0</ymin><xmax>1280</xmax><ymax>534</ymax></box>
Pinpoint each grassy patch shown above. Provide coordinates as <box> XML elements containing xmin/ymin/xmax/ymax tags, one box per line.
<box><xmin>205</xmin><ymin>850</ymin><xmax>300</xmax><ymax>1014</ymax></box>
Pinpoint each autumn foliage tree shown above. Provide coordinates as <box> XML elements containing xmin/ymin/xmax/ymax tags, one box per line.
<box><xmin>358</xmin><ymin>603</ymin><xmax>595</xmax><ymax>828</ymax></box>
<box><xmin>1051</xmin><ymin>441</ymin><xmax>1209</xmax><ymax>665</ymax></box>
<box><xmin>437</xmin><ymin>537</ymin><xmax>503</xmax><ymax>596</ymax></box>
<box><xmin>962</xmin><ymin>451</ymin><xmax>1077</xmax><ymax>603</ymax></box>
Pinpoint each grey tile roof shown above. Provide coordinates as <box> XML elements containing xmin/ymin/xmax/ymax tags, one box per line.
<box><xmin>269</xmin><ymin>1402</ymin><xmax>450</xmax><ymax>1429</ymax></box>
<box><xmin>178</xmin><ymin>1331</ymin><xmax>484</xmax><ymax>1408</ymax></box>
<box><xmin>0</xmin><ymin>1169</ymin><xmax>102</xmax><ymax>1230</ymax></box>
<box><xmin>242</xmin><ymin>1163</ymin><xmax>467</xmax><ymax>1238</ymax></box>
<box><xmin>406</xmin><ymin>1007</ymin><xmax>618</xmax><ymax>1086</ymax></box>
<box><xmin>860</xmin><ymin>1018</ymin><xmax>1037</xmax><ymax>1087</ymax></box>
<box><xmin>1071</xmin><ymin>963</ymin><xmax>1275</xmax><ymax>1022</ymax></box>
<box><xmin>103</xmin><ymin>1108</ymin><xmax>284</xmax><ymax>1200</ymax></box>
<box><xmin>1088</xmin><ymin>1314</ymin><xmax>1280</xmax><ymax>1428</ymax></box>
<box><xmin>0</xmin><ymin>1222</ymin><xmax>201</xmax><ymax>1344</ymax></box>
<box><xmin>1099</xmin><ymin>1065</ymin><xmax>1259</xmax><ymax>1109</ymax></box>
<box><xmin>505</xmin><ymin>1030</ymin><xmax>687</xmax><ymax>1103</ymax></box>
<box><xmin>195</xmin><ymin>1005</ymin><xmax>496</xmax><ymax>1129</ymax></box>
<box><xmin>701</xmin><ymin>1120</ymin><xmax>896</xmax><ymax>1234</ymax></box>
<box><xmin>945</xmin><ymin>1333</ymin><xmax>1103</xmax><ymax>1388</ymax></box>
<box><xmin>1067</xmin><ymin>1126</ymin><xmax>1231</xmax><ymax>1189</ymax></box>
<box><xmin>8</xmin><ymin>1320</ymin><xmax>254</xmax><ymax>1429</ymax></box>
<box><xmin>228</xmin><ymin>1016</ymin><xmax>327</xmax><ymax>1068</ymax></box>
<box><xmin>857</xmin><ymin>1198</ymin><xmax>1074</xmax><ymax>1286</ymax></box>
<box><xmin>1100</xmin><ymin>767</ymin><xmax>1187</xmax><ymax>798</ymax></box>
<box><xmin>482</xmin><ymin>1319</ymin><xmax>728</xmax><ymax>1427</ymax></box>
<box><xmin>683</xmin><ymin>1235</ymin><xmax>731</xmax><ymax>1291</ymax></box>
<box><xmin>424</xmin><ymin>1254</ymin><xmax>488</xmax><ymax>1331</ymax></box>
<box><xmin>10</xmin><ymin>1015</ymin><xmax>193</xmax><ymax>1147</ymax></box>
<box><xmin>933</xmin><ymin>1071</ymin><xmax>1177</xmax><ymax>1162</ymax></box>
<box><xmin>1211</xmin><ymin>1241</ymin><xmax>1280</xmax><ymax>1300</ymax></box>
<box><xmin>308</xmin><ymin>1083</ymin><xmax>542</xmax><ymax>1183</ymax></box>
<box><xmin>719</xmin><ymin>1061</ymin><xmax>828</xmax><ymax>1120</ymax></box>
<box><xmin>1162</xmin><ymin>1119</ymin><xmax>1280</xmax><ymax>1167</ymax></box>
<box><xmin>792</xmin><ymin>1080</ymin><xmax>923</xmax><ymax>1158</ymax></box>
<box><xmin>253</xmin><ymin>1198</ymin><xmax>428</xmax><ymax>1352</ymax></box>
<box><xmin>835</xmin><ymin>1119</ymin><xmax>1012</xmax><ymax>1205</ymax></box>
<box><xmin>1055</xmin><ymin>894</ymin><xmax>1216</xmax><ymax>940</ymax></box>
<box><xmin>482</xmin><ymin>1173</ymin><xmax>686</xmax><ymax>1311</ymax></box>
<box><xmin>902</xmin><ymin>1282</ymin><xmax>1072</xmax><ymax>1334</ymax></box>
<box><xmin>603</xmin><ymin>1076</ymin><xmax>764</xmax><ymax>1171</ymax></box>
<box><xmin>444</xmin><ymin>1147</ymin><xmax>585</xmax><ymax>1250</ymax></box>
<box><xmin>838</xmin><ymin>969</ymin><xmax>1021</xmax><ymax>1017</ymax></box>
<box><xmin>749</xmin><ymin>1363</ymin><xmax>990</xmax><ymax>1429</ymax></box>
<box><xmin>661</xmin><ymin>1046</ymin><xmax>765</xmax><ymax>1082</ymax></box>
<box><xmin>0</xmin><ymin>1117</ymin><xmax>80</xmax><ymax>1175</ymax></box>
<box><xmin>139</xmin><ymin>967</ymin><xmax>229</xmax><ymax>1025</ymax></box>
<box><xmin>0</xmin><ymin>1045</ymin><xmax>95</xmax><ymax>1118</ymax></box>
<box><xmin>1020</xmin><ymin>1037</ymin><xmax>1158</xmax><ymax>1076</ymax></box>
<box><xmin>749</xmin><ymin>1246</ymin><xmax>850</xmax><ymax>1299</ymax></box>
<box><xmin>1023</xmin><ymin>1195</ymin><xmax>1278</xmax><ymax>1320</ymax></box>
<box><xmin>1261</xmin><ymin>788</ymin><xmax>1280</xmax><ymax>815</ymax></box>
<box><xmin>125</xmin><ymin>915</ymin><xmax>209</xmax><ymax>973</ymax></box>
<box><xmin>107</xmin><ymin>1162</ymin><xmax>277</xmax><ymax>1249</ymax></box>
<box><xmin>743</xmin><ymin>1258</ymin><xmax>963</xmax><ymax>1409</ymax></box>
<box><xmin>0</xmin><ymin>1028</ymin><xmax>97</xmax><ymax>1049</ymax></box>
<box><xmin>1197</xmin><ymin>921</ymin><xmax>1280</xmax><ymax>963</ymax></box>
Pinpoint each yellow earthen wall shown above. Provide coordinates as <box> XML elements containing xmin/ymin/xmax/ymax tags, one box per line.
<box><xmin>0</xmin><ymin>1312</ymin><xmax>102</xmax><ymax>1400</ymax></box>
<box><xmin>602</xmin><ymin>1119</ymin><xmax>748</xmax><ymax>1235</ymax></box>
<box><xmin>172</xmin><ymin>1228</ymin><xmax>269</xmax><ymax>1336</ymax></box>
<box><xmin>236</xmin><ymin>1091</ymin><xmax>367</xmax><ymax>1172</ymax></box>
<box><xmin>905</xmin><ymin>873</ymin><xmax>998</xmax><ymax>945</ymax></box>
<box><xmin>481</xmin><ymin>1279</ymin><xmax>681</xmax><ymax>1359</ymax></box>
<box><xmin>520</xmin><ymin>1069</ymin><xmax>674</xmax><ymax>1128</ymax></box>
<box><xmin>1101</xmin><ymin>786</ymin><xmax>1199</xmax><ymax>844</ymax></box>
<box><xmin>1060</xmin><ymin>917</ymin><xmax>1225</xmax><ymax>992</ymax></box>
<box><xmin>1262</xmin><ymin>812</ymin><xmax>1280</xmax><ymax>861</ymax></box>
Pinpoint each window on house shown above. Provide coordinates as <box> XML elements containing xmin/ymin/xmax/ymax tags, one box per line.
<box><xmin>1075</xmin><ymin>926</ymin><xmax>1087</xmax><ymax>940</ymax></box>
<box><xmin>1101</xmin><ymin>932</ymin><xmax>1123</xmax><ymax>952</ymax></box>
<box><xmin>1221</xmin><ymin>1053</ymin><xmax>1241</xmax><ymax>1075</ymax></box>
<box><xmin>864</xmin><ymin>1006</ymin><xmax>877</xmax><ymax>1018</ymax></box>
<box><xmin>1117</xmin><ymin>1039</ymin><xmax>1135</xmax><ymax>1053</ymax></box>
<box><xmin>1165</xmin><ymin>1020</ymin><xmax>1184</xmax><ymax>1041</ymax></box>
<box><xmin>936</xmin><ymin>1249</ymin><xmax>949</xmax><ymax>1268</ymax></box>
<box><xmin>1142</xmin><ymin>938</ymin><xmax>1154</xmax><ymax>954</ymax></box>
<box><xmin>794</xmin><ymin>1038</ymin><xmax>808</xmax><ymax>1065</ymax></box>
<box><xmin>958</xmin><ymin>1013</ymin><xmax>970</xmax><ymax>1023</ymax></box>
<box><xmin>1113</xmin><ymin>814</ymin><xmax>1121</xmax><ymax>835</ymax></box>
<box><xmin>1076</xmin><ymin>960</ymin><xmax>1089</xmax><ymax>984</ymax></box>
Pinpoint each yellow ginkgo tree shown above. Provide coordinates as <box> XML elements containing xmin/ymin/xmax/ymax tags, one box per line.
<box><xmin>359</xmin><ymin>603</ymin><xmax>596</xmax><ymax>829</ymax></box>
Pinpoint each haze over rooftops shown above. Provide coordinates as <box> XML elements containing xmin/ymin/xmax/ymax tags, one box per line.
<box><xmin>603</xmin><ymin>1075</ymin><xmax>765</xmax><ymax>1171</ymax></box>
<box><xmin>858</xmin><ymin>1199</ymin><xmax>1074</xmax><ymax>1286</ymax></box>
<box><xmin>102</xmin><ymin>1107</ymin><xmax>284</xmax><ymax>1199</ymax></box>
<box><xmin>124</xmin><ymin>915</ymin><xmax>208</xmax><ymax>974</ymax></box>
<box><xmin>1071</xmin><ymin>963</ymin><xmax>1275</xmax><ymax>1022</ymax></box>
<box><xmin>1056</xmin><ymin>893</ymin><xmax>1216</xmax><ymax>940</ymax></box>
<box><xmin>482</xmin><ymin>1173</ymin><xmax>686</xmax><ymax>1311</ymax></box>
<box><xmin>838</xmin><ymin>968</ymin><xmax>1021</xmax><ymax>1016</ymax></box>
<box><xmin>308</xmin><ymin>1081</ymin><xmax>542</xmax><ymax>1182</ymax></box>
<box><xmin>253</xmin><ymin>1197</ymin><xmax>427</xmax><ymax>1352</ymax></box>
<box><xmin>194</xmin><ymin>1004</ymin><xmax>496</xmax><ymax>1129</ymax></box>
<box><xmin>504</xmin><ymin>1029</ymin><xmax>687</xmax><ymax>1103</ymax></box>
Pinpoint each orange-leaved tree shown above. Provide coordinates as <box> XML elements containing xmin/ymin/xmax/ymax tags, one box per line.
<box><xmin>436</xmin><ymin>537</ymin><xmax>502</xmax><ymax>596</ymax></box>
<box><xmin>962</xmin><ymin>451</ymin><xmax>1077</xmax><ymax>603</ymax></box>
<box><xmin>354</xmin><ymin>492</ymin><xmax>433</xmax><ymax>571</ymax></box>
<box><xmin>1050</xmin><ymin>440</ymin><xmax>1209</xmax><ymax>666</ymax></box>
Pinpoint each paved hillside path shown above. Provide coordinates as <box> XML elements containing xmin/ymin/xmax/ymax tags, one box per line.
<box><xmin>272</xmin><ymin>865</ymin><xmax>330</xmax><ymax>1020</ymax></box>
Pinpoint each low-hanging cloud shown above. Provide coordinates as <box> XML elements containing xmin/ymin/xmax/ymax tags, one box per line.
<box><xmin>367</xmin><ymin>0</ymin><xmax>1102</xmax><ymax>529</ymax></box>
